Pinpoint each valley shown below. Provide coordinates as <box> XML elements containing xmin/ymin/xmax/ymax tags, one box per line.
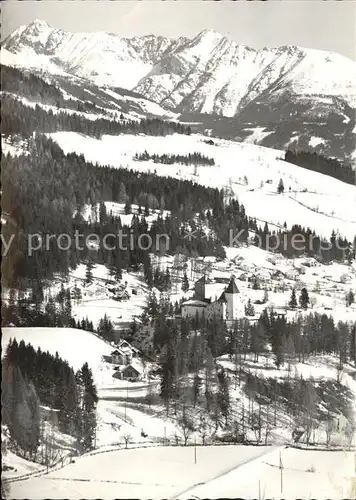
<box><xmin>1</xmin><ymin>10</ymin><xmax>356</xmax><ymax>500</ymax></box>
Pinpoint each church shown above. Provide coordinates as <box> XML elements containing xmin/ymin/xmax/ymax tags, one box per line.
<box><xmin>181</xmin><ymin>275</ymin><xmax>243</xmax><ymax>323</ymax></box>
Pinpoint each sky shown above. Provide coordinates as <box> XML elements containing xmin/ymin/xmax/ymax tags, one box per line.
<box><xmin>1</xmin><ymin>0</ymin><xmax>355</xmax><ymax>60</ymax></box>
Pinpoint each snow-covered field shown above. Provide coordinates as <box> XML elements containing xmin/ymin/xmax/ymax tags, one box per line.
<box><xmin>6</xmin><ymin>445</ymin><xmax>275</xmax><ymax>499</ymax></box>
<box><xmin>181</xmin><ymin>447</ymin><xmax>356</xmax><ymax>500</ymax></box>
<box><xmin>48</xmin><ymin>131</ymin><xmax>356</xmax><ymax>239</ymax></box>
<box><xmin>76</xmin><ymin>201</ymin><xmax>170</xmax><ymax>228</ymax></box>
<box><xmin>5</xmin><ymin>445</ymin><xmax>355</xmax><ymax>499</ymax></box>
<box><xmin>96</xmin><ymin>398</ymin><xmax>176</xmax><ymax>448</ymax></box>
<box><xmin>45</xmin><ymin>263</ymin><xmax>149</xmax><ymax>330</ymax></box>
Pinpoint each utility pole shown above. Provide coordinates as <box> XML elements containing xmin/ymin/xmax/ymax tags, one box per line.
<box><xmin>279</xmin><ymin>450</ymin><xmax>283</xmax><ymax>494</ymax></box>
<box><xmin>124</xmin><ymin>383</ymin><xmax>128</xmax><ymax>422</ymax></box>
<box><xmin>194</xmin><ymin>437</ymin><xmax>197</xmax><ymax>464</ymax></box>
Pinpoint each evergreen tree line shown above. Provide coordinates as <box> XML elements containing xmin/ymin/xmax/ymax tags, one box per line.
<box><xmin>2</xmin><ymin>135</ymin><xmax>354</xmax><ymax>291</ymax></box>
<box><xmin>2</xmin><ymin>282</ymin><xmax>84</xmax><ymax>329</ymax></box>
<box><xmin>208</xmin><ymin>198</ymin><xmax>355</xmax><ymax>263</ymax></box>
<box><xmin>134</xmin><ymin>151</ymin><xmax>215</xmax><ymax>166</ymax></box>
<box><xmin>146</xmin><ymin>304</ymin><xmax>355</xmax><ymax>436</ymax></box>
<box><xmin>2</xmin><ymin>134</ymin><xmax>222</xmax><ymax>286</ymax></box>
<box><xmin>2</xmin><ymin>94</ymin><xmax>192</xmax><ymax>138</ymax></box>
<box><xmin>76</xmin><ymin>209</ymin><xmax>226</xmax><ymax>285</ymax></box>
<box><xmin>1</xmin><ymin>294</ymin><xmax>96</xmax><ymax>332</ymax></box>
<box><xmin>2</xmin><ymin>339</ymin><xmax>98</xmax><ymax>457</ymax></box>
<box><xmin>1</xmin><ymin>284</ymin><xmax>110</xmax><ymax>343</ymax></box>
<box><xmin>148</xmin><ymin>301</ymin><xmax>356</xmax><ymax>368</ymax></box>
<box><xmin>285</xmin><ymin>149</ymin><xmax>355</xmax><ymax>186</ymax></box>
<box><xmin>2</xmin><ymin>65</ymin><xmax>101</xmax><ymax>115</ymax></box>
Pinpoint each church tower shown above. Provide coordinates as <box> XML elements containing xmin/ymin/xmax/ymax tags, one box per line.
<box><xmin>224</xmin><ymin>276</ymin><xmax>240</xmax><ymax>321</ymax></box>
<box><xmin>194</xmin><ymin>275</ymin><xmax>207</xmax><ymax>301</ymax></box>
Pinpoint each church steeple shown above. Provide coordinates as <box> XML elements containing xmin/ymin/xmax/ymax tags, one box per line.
<box><xmin>225</xmin><ymin>276</ymin><xmax>239</xmax><ymax>295</ymax></box>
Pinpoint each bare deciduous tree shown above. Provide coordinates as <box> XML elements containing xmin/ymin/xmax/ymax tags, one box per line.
<box><xmin>177</xmin><ymin>409</ymin><xmax>195</xmax><ymax>446</ymax></box>
<box><xmin>122</xmin><ymin>433</ymin><xmax>132</xmax><ymax>449</ymax></box>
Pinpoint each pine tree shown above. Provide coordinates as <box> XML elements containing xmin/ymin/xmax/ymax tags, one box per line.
<box><xmin>63</xmin><ymin>289</ymin><xmax>72</xmax><ymax>326</ymax></box>
<box><xmin>97</xmin><ymin>313</ymin><xmax>115</xmax><ymax>342</ymax></box>
<box><xmin>164</xmin><ymin>268</ymin><xmax>171</xmax><ymax>291</ymax></box>
<box><xmin>192</xmin><ymin>373</ymin><xmax>202</xmax><ymax>408</ymax></box>
<box><xmin>252</xmin><ymin>277</ymin><xmax>260</xmax><ymax>290</ymax></box>
<box><xmin>124</xmin><ymin>200</ymin><xmax>132</xmax><ymax>215</ymax></box>
<box><xmin>143</xmin><ymin>253</ymin><xmax>153</xmax><ymax>287</ymax></box>
<box><xmin>117</xmin><ymin>182</ymin><xmax>127</xmax><ymax>203</ymax></box>
<box><xmin>26</xmin><ymin>381</ymin><xmax>41</xmax><ymax>459</ymax></box>
<box><xmin>217</xmin><ymin>367</ymin><xmax>230</xmax><ymax>425</ymax></box>
<box><xmin>289</xmin><ymin>288</ymin><xmax>297</xmax><ymax>309</ymax></box>
<box><xmin>159</xmin><ymin>341</ymin><xmax>175</xmax><ymax>416</ymax></box>
<box><xmin>299</xmin><ymin>287</ymin><xmax>310</xmax><ymax>309</ymax></box>
<box><xmin>346</xmin><ymin>290</ymin><xmax>355</xmax><ymax>307</ymax></box>
<box><xmin>250</xmin><ymin>322</ymin><xmax>266</xmax><ymax>362</ymax></box>
<box><xmin>245</xmin><ymin>299</ymin><xmax>255</xmax><ymax>316</ymax></box>
<box><xmin>76</xmin><ymin>363</ymin><xmax>98</xmax><ymax>452</ymax></box>
<box><xmin>85</xmin><ymin>260</ymin><xmax>94</xmax><ymax>285</ymax></box>
<box><xmin>181</xmin><ymin>272</ymin><xmax>189</xmax><ymax>293</ymax></box>
<box><xmin>277</xmin><ymin>178</ymin><xmax>284</xmax><ymax>194</ymax></box>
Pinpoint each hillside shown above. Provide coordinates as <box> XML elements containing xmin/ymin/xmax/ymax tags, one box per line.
<box><xmin>5</xmin><ymin>445</ymin><xmax>355</xmax><ymax>499</ymax></box>
<box><xmin>44</xmin><ymin>131</ymin><xmax>356</xmax><ymax>239</ymax></box>
<box><xmin>1</xmin><ymin>327</ymin><xmax>114</xmax><ymax>386</ymax></box>
<box><xmin>2</xmin><ymin>20</ymin><xmax>356</xmax><ymax>161</ymax></box>
<box><xmin>2</xmin><ymin>15</ymin><xmax>356</xmax><ymax>500</ymax></box>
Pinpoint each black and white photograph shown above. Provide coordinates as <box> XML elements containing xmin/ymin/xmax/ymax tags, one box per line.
<box><xmin>1</xmin><ymin>0</ymin><xmax>356</xmax><ymax>498</ymax></box>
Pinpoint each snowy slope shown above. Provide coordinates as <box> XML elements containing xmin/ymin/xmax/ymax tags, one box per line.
<box><xmin>6</xmin><ymin>444</ymin><xmax>355</xmax><ymax>499</ymax></box>
<box><xmin>1</xmin><ymin>327</ymin><xmax>113</xmax><ymax>385</ymax></box>
<box><xmin>67</xmin><ymin>264</ymin><xmax>148</xmax><ymax>331</ymax></box>
<box><xmin>181</xmin><ymin>447</ymin><xmax>355</xmax><ymax>500</ymax></box>
<box><xmin>6</xmin><ymin>445</ymin><xmax>275</xmax><ymax>499</ymax></box>
<box><xmin>77</xmin><ymin>202</ymin><xmax>170</xmax><ymax>228</ymax></box>
<box><xmin>48</xmin><ymin>131</ymin><xmax>356</xmax><ymax>239</ymax></box>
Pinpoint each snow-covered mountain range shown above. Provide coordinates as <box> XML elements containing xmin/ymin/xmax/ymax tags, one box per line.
<box><xmin>2</xmin><ymin>20</ymin><xmax>355</xmax><ymax>162</ymax></box>
<box><xmin>3</xmin><ymin>20</ymin><xmax>355</xmax><ymax>114</ymax></box>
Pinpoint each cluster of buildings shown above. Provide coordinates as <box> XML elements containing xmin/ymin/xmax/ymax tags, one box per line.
<box><xmin>181</xmin><ymin>275</ymin><xmax>244</xmax><ymax>325</ymax></box>
<box><xmin>110</xmin><ymin>339</ymin><xmax>144</xmax><ymax>381</ymax></box>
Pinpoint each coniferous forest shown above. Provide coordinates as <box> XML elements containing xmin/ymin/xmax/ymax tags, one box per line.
<box><xmin>2</xmin><ymin>339</ymin><xmax>98</xmax><ymax>458</ymax></box>
<box><xmin>2</xmin><ymin>133</ymin><xmax>355</xmax><ymax>291</ymax></box>
<box><xmin>134</xmin><ymin>151</ymin><xmax>215</xmax><ymax>166</ymax></box>
<box><xmin>2</xmin><ymin>93</ymin><xmax>192</xmax><ymax>138</ymax></box>
<box><xmin>139</xmin><ymin>294</ymin><xmax>356</xmax><ymax>434</ymax></box>
<box><xmin>285</xmin><ymin>149</ymin><xmax>355</xmax><ymax>186</ymax></box>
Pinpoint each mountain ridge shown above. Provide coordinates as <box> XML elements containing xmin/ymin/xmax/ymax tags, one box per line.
<box><xmin>3</xmin><ymin>20</ymin><xmax>355</xmax><ymax>113</ymax></box>
<box><xmin>2</xmin><ymin>19</ymin><xmax>356</xmax><ymax>163</ymax></box>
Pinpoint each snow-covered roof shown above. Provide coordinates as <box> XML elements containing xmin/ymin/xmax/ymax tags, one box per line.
<box><xmin>40</xmin><ymin>405</ymin><xmax>60</xmax><ymax>413</ymax></box>
<box><xmin>117</xmin><ymin>339</ymin><xmax>140</xmax><ymax>354</ymax></box>
<box><xmin>114</xmin><ymin>362</ymin><xmax>143</xmax><ymax>375</ymax></box>
<box><xmin>111</xmin><ymin>349</ymin><xmax>125</xmax><ymax>356</ymax></box>
<box><xmin>182</xmin><ymin>299</ymin><xmax>209</xmax><ymax>308</ymax></box>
